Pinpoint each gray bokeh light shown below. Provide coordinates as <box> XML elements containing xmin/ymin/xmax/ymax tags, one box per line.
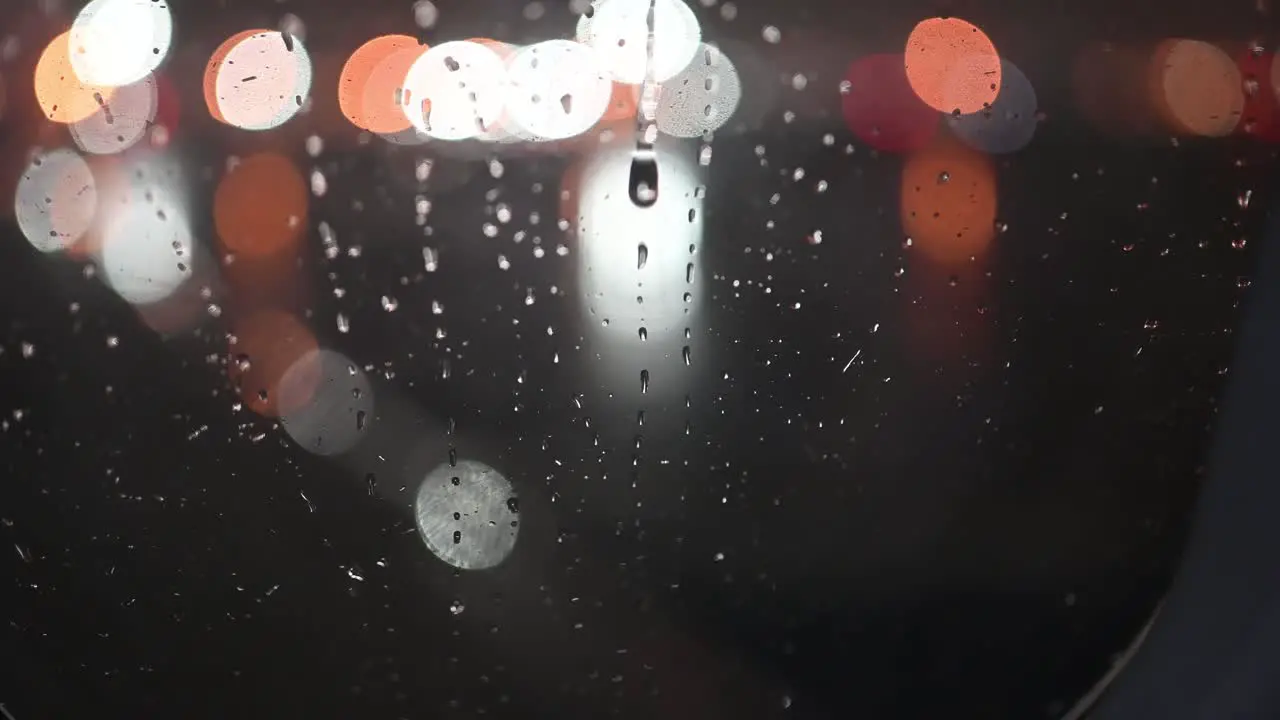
<box><xmin>279</xmin><ymin>348</ymin><xmax>375</xmax><ymax>457</ymax></box>
<box><xmin>414</xmin><ymin>459</ymin><xmax>519</xmax><ymax>570</ymax></box>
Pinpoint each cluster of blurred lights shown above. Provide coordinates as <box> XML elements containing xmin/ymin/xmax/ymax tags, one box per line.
<box><xmin>34</xmin><ymin>0</ymin><xmax>173</xmax><ymax>154</ymax></box>
<box><xmin>1072</xmin><ymin>40</ymin><xmax>1278</xmax><ymax>140</ymax></box>
<box><xmin>841</xmin><ymin>17</ymin><xmax>1034</xmax><ymax>158</ymax></box>
<box><xmin>326</xmin><ymin>0</ymin><xmax>737</xmax><ymax>145</ymax></box>
<box><xmin>13</xmin><ymin>3</ymin><xmax>1280</xmax><ymax>460</ymax></box>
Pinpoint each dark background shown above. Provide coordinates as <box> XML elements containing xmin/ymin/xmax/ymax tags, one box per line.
<box><xmin>2</xmin><ymin>0</ymin><xmax>1277</xmax><ymax>717</ymax></box>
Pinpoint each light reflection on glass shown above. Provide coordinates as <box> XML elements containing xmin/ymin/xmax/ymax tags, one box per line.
<box><xmin>69</xmin><ymin>0</ymin><xmax>173</xmax><ymax>88</ymax></box>
<box><xmin>577</xmin><ymin>0</ymin><xmax>701</xmax><ymax>85</ymax></box>
<box><xmin>15</xmin><ymin>148</ymin><xmax>97</xmax><ymax>254</ymax></box>
<box><xmin>69</xmin><ymin>74</ymin><xmax>158</xmax><ymax>155</ymax></box>
<box><xmin>279</xmin><ymin>348</ymin><xmax>375</xmax><ymax>457</ymax></box>
<box><xmin>656</xmin><ymin>42</ymin><xmax>742</xmax><ymax>139</ymax></box>
<box><xmin>205</xmin><ymin>30</ymin><xmax>312</xmax><ymax>131</ymax></box>
<box><xmin>414</xmin><ymin>458</ymin><xmax>519</xmax><ymax>570</ymax></box>
<box><xmin>97</xmin><ymin>158</ymin><xmax>195</xmax><ymax>305</ymax></box>
<box><xmin>505</xmin><ymin>40</ymin><xmax>612</xmax><ymax>141</ymax></box>
<box><xmin>400</xmin><ymin>40</ymin><xmax>509</xmax><ymax>141</ymax></box>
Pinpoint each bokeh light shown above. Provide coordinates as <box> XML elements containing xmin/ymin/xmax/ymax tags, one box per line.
<box><xmin>35</xmin><ymin>31</ymin><xmax>115</xmax><ymax>124</ymax></box>
<box><xmin>506</xmin><ymin>40</ymin><xmax>612</xmax><ymax>140</ymax></box>
<box><xmin>656</xmin><ymin>42</ymin><xmax>742</xmax><ymax>138</ymax></box>
<box><xmin>204</xmin><ymin>30</ymin><xmax>312</xmax><ymax>131</ymax></box>
<box><xmin>946</xmin><ymin>58</ymin><xmax>1038</xmax><ymax>154</ymax></box>
<box><xmin>577</xmin><ymin>0</ymin><xmax>701</xmax><ymax>85</ymax></box>
<box><xmin>69</xmin><ymin>0</ymin><xmax>173</xmax><ymax>88</ymax></box>
<box><xmin>338</xmin><ymin>34</ymin><xmax>423</xmax><ymax>135</ymax></box>
<box><xmin>279</xmin><ymin>349</ymin><xmax>374</xmax><ymax>456</ymax></box>
<box><xmin>400</xmin><ymin>40</ymin><xmax>509</xmax><ymax>140</ymax></box>
<box><xmin>229</xmin><ymin>310</ymin><xmax>320</xmax><ymax>418</ymax></box>
<box><xmin>900</xmin><ymin>138</ymin><xmax>998</xmax><ymax>264</ymax></box>
<box><xmin>904</xmin><ymin>17</ymin><xmax>1002</xmax><ymax>116</ymax></box>
<box><xmin>841</xmin><ymin>53</ymin><xmax>938</xmax><ymax>154</ymax></box>
<box><xmin>1151</xmin><ymin>39</ymin><xmax>1243</xmax><ymax>137</ymax></box>
<box><xmin>69</xmin><ymin>74</ymin><xmax>158</xmax><ymax>155</ymax></box>
<box><xmin>98</xmin><ymin>164</ymin><xmax>195</xmax><ymax>305</ymax></box>
<box><xmin>214</xmin><ymin>153</ymin><xmax>307</xmax><ymax>260</ymax></box>
<box><xmin>415</xmin><ymin>459</ymin><xmax>519</xmax><ymax>570</ymax></box>
<box><xmin>15</xmin><ymin>148</ymin><xmax>97</xmax><ymax>254</ymax></box>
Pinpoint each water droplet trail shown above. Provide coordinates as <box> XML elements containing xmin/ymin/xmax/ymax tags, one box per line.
<box><xmin>628</xmin><ymin>0</ymin><xmax>661</xmax><ymax>208</ymax></box>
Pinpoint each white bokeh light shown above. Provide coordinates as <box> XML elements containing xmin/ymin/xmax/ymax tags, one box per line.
<box><xmin>576</xmin><ymin>0</ymin><xmax>701</xmax><ymax>85</ymax></box>
<box><xmin>211</xmin><ymin>31</ymin><xmax>312</xmax><ymax>131</ymax></box>
<box><xmin>415</xmin><ymin>459</ymin><xmax>519</xmax><ymax>570</ymax></box>
<box><xmin>656</xmin><ymin>42</ymin><xmax>742</xmax><ymax>138</ymax></box>
<box><xmin>15</xmin><ymin>149</ymin><xmax>97</xmax><ymax>254</ymax></box>
<box><xmin>505</xmin><ymin>40</ymin><xmax>612</xmax><ymax>140</ymax></box>
<box><xmin>69</xmin><ymin>74</ymin><xmax>157</xmax><ymax>155</ymax></box>
<box><xmin>98</xmin><ymin>158</ymin><xmax>194</xmax><ymax>305</ymax></box>
<box><xmin>70</xmin><ymin>0</ymin><xmax>173</xmax><ymax>88</ymax></box>
<box><xmin>574</xmin><ymin>136</ymin><xmax>705</xmax><ymax>397</ymax></box>
<box><xmin>400</xmin><ymin>40</ymin><xmax>510</xmax><ymax>141</ymax></box>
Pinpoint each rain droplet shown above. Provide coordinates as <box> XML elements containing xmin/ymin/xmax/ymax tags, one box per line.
<box><xmin>682</xmin><ymin>345</ymin><xmax>691</xmax><ymax>365</ymax></box>
<box><xmin>638</xmin><ymin>326</ymin><xmax>648</xmax><ymax>341</ymax></box>
<box><xmin>640</xmin><ymin>369</ymin><xmax>650</xmax><ymax>394</ymax></box>
<box><xmin>637</xmin><ymin>243</ymin><xmax>649</xmax><ymax>270</ymax></box>
<box><xmin>629</xmin><ymin>154</ymin><xmax>659</xmax><ymax>207</ymax></box>
<box><xmin>336</xmin><ymin>313</ymin><xmax>350</xmax><ymax>333</ymax></box>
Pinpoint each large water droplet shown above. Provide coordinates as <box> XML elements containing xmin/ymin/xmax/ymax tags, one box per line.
<box><xmin>640</xmin><ymin>369</ymin><xmax>650</xmax><ymax>394</ymax></box>
<box><xmin>638</xmin><ymin>326</ymin><xmax>648</xmax><ymax>342</ymax></box>
<box><xmin>682</xmin><ymin>345</ymin><xmax>691</xmax><ymax>365</ymax></box>
<box><xmin>628</xmin><ymin>154</ymin><xmax>659</xmax><ymax>207</ymax></box>
<box><xmin>637</xmin><ymin>243</ymin><xmax>649</xmax><ymax>270</ymax></box>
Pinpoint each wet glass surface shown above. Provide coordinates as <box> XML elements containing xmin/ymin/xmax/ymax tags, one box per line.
<box><xmin>0</xmin><ymin>0</ymin><xmax>1273</xmax><ymax>717</ymax></box>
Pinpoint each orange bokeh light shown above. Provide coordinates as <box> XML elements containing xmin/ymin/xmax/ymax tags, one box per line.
<box><xmin>34</xmin><ymin>31</ymin><xmax>116</xmax><ymax>124</ymax></box>
<box><xmin>229</xmin><ymin>310</ymin><xmax>320</xmax><ymax>418</ymax></box>
<box><xmin>214</xmin><ymin>152</ymin><xmax>308</xmax><ymax>260</ymax></box>
<box><xmin>904</xmin><ymin>17</ymin><xmax>1001</xmax><ymax>116</ymax></box>
<box><xmin>203</xmin><ymin>29</ymin><xmax>261</xmax><ymax>126</ymax></box>
<box><xmin>900</xmin><ymin>138</ymin><xmax>997</xmax><ymax>265</ymax></box>
<box><xmin>1149</xmin><ymin>39</ymin><xmax>1243</xmax><ymax>137</ymax></box>
<box><xmin>339</xmin><ymin>34</ymin><xmax>423</xmax><ymax>135</ymax></box>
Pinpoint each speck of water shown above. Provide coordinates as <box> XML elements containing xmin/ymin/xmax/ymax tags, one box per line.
<box><xmin>638</xmin><ymin>326</ymin><xmax>648</xmax><ymax>341</ymax></box>
<box><xmin>640</xmin><ymin>369</ymin><xmax>650</xmax><ymax>394</ymax></box>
